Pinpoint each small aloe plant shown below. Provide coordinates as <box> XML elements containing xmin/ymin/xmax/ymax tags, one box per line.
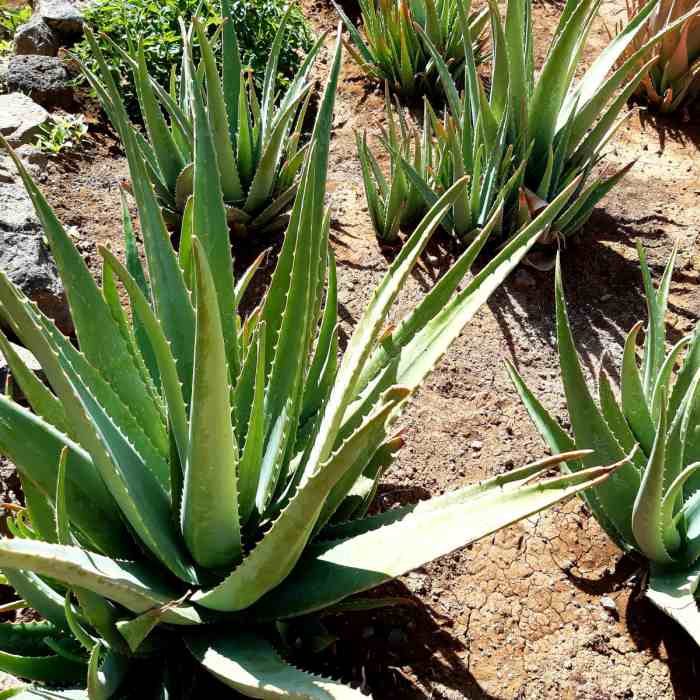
<box><xmin>0</xmin><ymin>29</ymin><xmax>615</xmax><ymax>700</ymax></box>
<box><xmin>612</xmin><ymin>0</ymin><xmax>700</xmax><ymax>113</ymax></box>
<box><xmin>81</xmin><ymin>0</ymin><xmax>322</xmax><ymax>236</ymax></box>
<box><xmin>333</xmin><ymin>0</ymin><xmax>488</xmax><ymax>100</ymax></box>
<box><xmin>510</xmin><ymin>245</ymin><xmax>700</xmax><ymax>645</ymax></box>
<box><xmin>384</xmin><ymin>0</ymin><xmax>699</xmax><ymax>247</ymax></box>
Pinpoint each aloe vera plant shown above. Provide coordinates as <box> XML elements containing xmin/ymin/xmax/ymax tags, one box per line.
<box><xmin>510</xmin><ymin>244</ymin><xmax>700</xmax><ymax>645</ymax></box>
<box><xmin>334</xmin><ymin>0</ymin><xmax>488</xmax><ymax>99</ymax></box>
<box><xmin>81</xmin><ymin>0</ymin><xmax>322</xmax><ymax>236</ymax></box>
<box><xmin>0</xmin><ymin>29</ymin><xmax>616</xmax><ymax>699</ymax></box>
<box><xmin>386</xmin><ymin>0</ymin><xmax>699</xmax><ymax>245</ymax></box>
<box><xmin>612</xmin><ymin>0</ymin><xmax>700</xmax><ymax>112</ymax></box>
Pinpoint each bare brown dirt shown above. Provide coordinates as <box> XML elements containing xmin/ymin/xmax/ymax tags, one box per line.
<box><xmin>30</xmin><ymin>0</ymin><xmax>700</xmax><ymax>697</ymax></box>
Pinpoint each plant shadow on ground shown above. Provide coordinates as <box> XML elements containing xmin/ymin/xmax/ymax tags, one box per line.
<box><xmin>637</xmin><ymin>102</ymin><xmax>700</xmax><ymax>155</ymax></box>
<box><xmin>561</xmin><ymin>551</ymin><xmax>700</xmax><ymax>698</ymax></box>
<box><xmin>487</xmin><ymin>206</ymin><xmax>698</xmax><ymax>380</ymax></box>
<box><xmin>295</xmin><ymin>481</ymin><xmax>500</xmax><ymax>699</ymax></box>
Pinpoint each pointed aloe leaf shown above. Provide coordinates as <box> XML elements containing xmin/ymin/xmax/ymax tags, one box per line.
<box><xmin>355</xmin><ymin>206</ymin><xmax>496</xmax><ymax>396</ymax></box>
<box><xmin>238</xmin><ymin>326</ymin><xmax>266</xmax><ymax>526</ymax></box>
<box><xmin>181</xmin><ymin>239</ymin><xmax>241</xmax><ymax>569</ymax></box>
<box><xmin>193</xmin><ymin>19</ymin><xmax>243</xmax><ymax>204</ymax></box>
<box><xmin>506</xmin><ymin>361</ymin><xmax>633</xmax><ymax>552</ymax></box>
<box><xmin>0</xmin><ymin>332</ymin><xmax>66</xmax><ymax>434</ymax></box>
<box><xmin>554</xmin><ymin>255</ymin><xmax>640</xmax><ymax>545</ymax></box>
<box><xmin>0</xmin><ymin>539</ymin><xmax>201</xmax><ymax>625</ymax></box>
<box><xmin>0</xmin><ymin>650</ymin><xmax>84</xmax><ymax>684</ymax></box>
<box><xmin>234</xmin><ymin>250</ymin><xmax>267</xmax><ymax>309</ymax></box>
<box><xmin>120</xmin><ymin>190</ymin><xmax>160</xmax><ymax>391</ymax></box>
<box><xmin>81</xmin><ymin>31</ymin><xmax>196</xmax><ymax>405</ymax></box>
<box><xmin>598</xmin><ymin>369</ymin><xmax>645</xmax><ymax>471</ymax></box>
<box><xmin>188</xmin><ymin>52</ymin><xmax>239</xmax><ymax>381</ymax></box>
<box><xmin>220</xmin><ymin>0</ymin><xmax>242</xmax><ymax>145</ymax></box>
<box><xmin>651</xmin><ymin>336</ymin><xmax>690</xmax><ymax>422</ymax></box>
<box><xmin>302</xmin><ymin>176</ymin><xmax>468</xmax><ymax>483</ymax></box>
<box><xmin>87</xmin><ymin>643</ymin><xmax>129</xmax><ymax>700</ymax></box>
<box><xmin>632</xmin><ymin>401</ymin><xmax>674</xmax><ymax>563</ymax></box>
<box><xmin>640</xmin><ymin>240</ymin><xmax>677</xmax><ymax>395</ymax></box>
<box><xmin>0</xmin><ymin>139</ymin><xmax>168</xmax><ymax>458</ymax></box>
<box><xmin>0</xmin><ymin>395</ymin><xmax>128</xmax><ymax>556</ymax></box>
<box><xmin>100</xmin><ymin>247</ymin><xmax>188</xmax><ymax>470</ymax></box>
<box><xmin>0</xmin><ymin>621</ymin><xmax>60</xmax><ymax>657</ymax></box>
<box><xmin>621</xmin><ymin>322</ymin><xmax>656</xmax><ymax>454</ymax></box>
<box><xmin>187</xmin><ymin>630</ymin><xmax>364</xmax><ymax>699</ymax></box>
<box><xmin>527</xmin><ymin>0</ymin><xmax>595</xmax><ymax>173</ymax></box>
<box><xmin>4</xmin><ymin>571</ymin><xmax>68</xmax><ymax>633</ymax></box>
<box><xmin>647</xmin><ymin>561</ymin><xmax>700</xmax><ymax>645</ymax></box>
<box><xmin>134</xmin><ymin>42</ymin><xmax>184</xmax><ymax>190</ymax></box>
<box><xmin>259</xmin><ymin>5</ymin><xmax>293</xmax><ymax>136</ymax></box>
<box><xmin>115</xmin><ymin>614</ymin><xmax>161</xmax><ymax>654</ymax></box>
<box><xmin>243</xmin><ymin>87</ymin><xmax>311</xmax><ymax>215</ymax></box>
<box><xmin>374</xmin><ymin>179</ymin><xmax>581</xmax><ymax>398</ymax></box>
<box><xmin>194</xmin><ymin>388</ymin><xmax>408</xmax><ymax>612</ymax></box>
<box><xmin>252</xmin><ymin>460</ymin><xmax>615</xmax><ymax>619</ymax></box>
<box><xmin>260</xmin><ymin>30</ymin><xmax>342</xmax><ymax>368</ymax></box>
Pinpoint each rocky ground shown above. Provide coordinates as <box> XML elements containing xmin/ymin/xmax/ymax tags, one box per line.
<box><xmin>1</xmin><ymin>0</ymin><xmax>700</xmax><ymax>697</ymax></box>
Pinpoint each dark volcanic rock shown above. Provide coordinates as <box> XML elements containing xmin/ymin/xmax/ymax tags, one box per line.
<box><xmin>0</xmin><ymin>177</ymin><xmax>73</xmax><ymax>335</ymax></box>
<box><xmin>6</xmin><ymin>55</ymin><xmax>73</xmax><ymax>109</ymax></box>
<box><xmin>13</xmin><ymin>16</ymin><xmax>59</xmax><ymax>56</ymax></box>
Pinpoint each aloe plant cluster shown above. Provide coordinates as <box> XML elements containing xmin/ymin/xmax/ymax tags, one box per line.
<box><xmin>83</xmin><ymin>0</ymin><xmax>322</xmax><ymax>236</ymax></box>
<box><xmin>334</xmin><ymin>0</ymin><xmax>488</xmax><ymax>99</ymax></box>
<box><xmin>359</xmin><ymin>0</ymin><xmax>696</xmax><ymax>245</ymax></box>
<box><xmin>510</xmin><ymin>246</ymin><xmax>700</xmax><ymax>645</ymax></box>
<box><xmin>614</xmin><ymin>0</ymin><xmax>700</xmax><ymax>113</ymax></box>
<box><xmin>0</xmin><ymin>24</ymin><xmax>619</xmax><ymax>697</ymax></box>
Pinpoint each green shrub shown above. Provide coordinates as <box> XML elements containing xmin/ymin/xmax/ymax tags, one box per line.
<box><xmin>228</xmin><ymin>0</ymin><xmax>313</xmax><ymax>89</ymax></box>
<box><xmin>74</xmin><ymin>0</ymin><xmax>312</xmax><ymax>116</ymax></box>
<box><xmin>0</xmin><ymin>3</ymin><xmax>31</xmax><ymax>55</ymax></box>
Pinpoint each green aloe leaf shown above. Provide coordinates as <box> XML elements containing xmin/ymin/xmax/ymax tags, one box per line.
<box><xmin>187</xmin><ymin>630</ymin><xmax>364</xmax><ymax>699</ymax></box>
<box><xmin>181</xmin><ymin>239</ymin><xmax>242</xmax><ymax>569</ymax></box>
<box><xmin>194</xmin><ymin>388</ymin><xmax>408</xmax><ymax>611</ymax></box>
<box><xmin>0</xmin><ymin>395</ymin><xmax>129</xmax><ymax>556</ymax></box>
<box><xmin>0</xmin><ymin>539</ymin><xmax>201</xmax><ymax>625</ymax></box>
<box><xmin>252</xmin><ymin>457</ymin><xmax>615</xmax><ymax>619</ymax></box>
<box><xmin>553</xmin><ymin>254</ymin><xmax>640</xmax><ymax>546</ymax></box>
<box><xmin>647</xmin><ymin>560</ymin><xmax>700</xmax><ymax>645</ymax></box>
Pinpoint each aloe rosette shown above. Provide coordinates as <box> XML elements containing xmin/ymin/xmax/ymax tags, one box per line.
<box><xmin>510</xmin><ymin>244</ymin><xmax>700</xmax><ymax>645</ymax></box>
<box><xmin>81</xmin><ymin>0</ymin><xmax>321</xmax><ymax>236</ymax></box>
<box><xmin>333</xmin><ymin>0</ymin><xmax>488</xmax><ymax>100</ymax></box>
<box><xmin>614</xmin><ymin>0</ymin><xmax>700</xmax><ymax>113</ymax></box>
<box><xmin>0</xmin><ymin>28</ymin><xmax>616</xmax><ymax>699</ymax></box>
<box><xmin>372</xmin><ymin>0</ymin><xmax>699</xmax><ymax>246</ymax></box>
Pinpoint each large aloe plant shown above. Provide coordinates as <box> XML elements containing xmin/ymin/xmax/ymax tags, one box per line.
<box><xmin>81</xmin><ymin>0</ymin><xmax>322</xmax><ymax>236</ymax></box>
<box><xmin>333</xmin><ymin>0</ymin><xmax>488</xmax><ymax>99</ymax></box>
<box><xmin>0</xmin><ymin>29</ymin><xmax>615</xmax><ymax>699</ymax></box>
<box><xmin>384</xmin><ymin>0</ymin><xmax>698</xmax><ymax>247</ymax></box>
<box><xmin>510</xmin><ymin>245</ymin><xmax>700</xmax><ymax>645</ymax></box>
<box><xmin>613</xmin><ymin>0</ymin><xmax>700</xmax><ymax>113</ymax></box>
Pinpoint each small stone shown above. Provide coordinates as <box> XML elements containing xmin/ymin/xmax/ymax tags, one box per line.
<box><xmin>0</xmin><ymin>93</ymin><xmax>50</xmax><ymax>147</ymax></box>
<box><xmin>6</xmin><ymin>55</ymin><xmax>73</xmax><ymax>109</ymax></box>
<box><xmin>36</xmin><ymin>0</ymin><xmax>84</xmax><ymax>41</ymax></box>
<box><xmin>469</xmin><ymin>440</ymin><xmax>483</xmax><ymax>451</ymax></box>
<box><xmin>600</xmin><ymin>596</ymin><xmax>619</xmax><ymax>619</ymax></box>
<box><xmin>13</xmin><ymin>16</ymin><xmax>60</xmax><ymax>57</ymax></box>
<box><xmin>513</xmin><ymin>268</ymin><xmax>536</xmax><ymax>289</ymax></box>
